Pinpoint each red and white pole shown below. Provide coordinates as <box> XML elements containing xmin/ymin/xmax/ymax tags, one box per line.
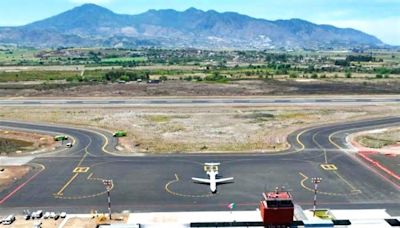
<box><xmin>311</xmin><ymin>177</ymin><xmax>322</xmax><ymax>217</ymax></box>
<box><xmin>103</xmin><ymin>180</ymin><xmax>113</xmax><ymax>220</ymax></box>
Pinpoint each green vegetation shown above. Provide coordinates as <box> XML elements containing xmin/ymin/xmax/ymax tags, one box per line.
<box><xmin>104</xmin><ymin>70</ymin><xmax>149</xmax><ymax>82</ymax></box>
<box><xmin>357</xmin><ymin>135</ymin><xmax>396</xmax><ymax>149</ymax></box>
<box><xmin>0</xmin><ymin>47</ymin><xmax>398</xmax><ymax>85</ymax></box>
<box><xmin>0</xmin><ymin>71</ymin><xmax>83</xmax><ymax>82</ymax></box>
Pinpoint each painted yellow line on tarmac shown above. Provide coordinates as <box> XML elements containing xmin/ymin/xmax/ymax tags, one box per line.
<box><xmin>56</xmin><ymin>172</ymin><xmax>79</xmax><ymax>196</ymax></box>
<box><xmin>296</xmin><ymin>129</ymin><xmax>306</xmax><ymax>151</ymax></box>
<box><xmin>332</xmin><ymin>170</ymin><xmax>358</xmax><ymax>191</ymax></box>
<box><xmin>164</xmin><ymin>173</ymin><xmax>215</xmax><ymax>198</ymax></box>
<box><xmin>298</xmin><ymin>172</ymin><xmax>361</xmax><ymax>196</ymax></box>
<box><xmin>328</xmin><ymin>131</ymin><xmax>344</xmax><ymax>151</ymax></box>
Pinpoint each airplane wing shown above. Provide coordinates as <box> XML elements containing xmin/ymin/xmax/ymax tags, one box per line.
<box><xmin>215</xmin><ymin>177</ymin><xmax>234</xmax><ymax>183</ymax></box>
<box><xmin>192</xmin><ymin>177</ymin><xmax>211</xmax><ymax>183</ymax></box>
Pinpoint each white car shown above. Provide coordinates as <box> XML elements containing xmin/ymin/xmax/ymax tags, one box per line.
<box><xmin>66</xmin><ymin>143</ymin><xmax>73</xmax><ymax>148</ymax></box>
<box><xmin>60</xmin><ymin>212</ymin><xmax>67</xmax><ymax>218</ymax></box>
<box><xmin>35</xmin><ymin>210</ymin><xmax>43</xmax><ymax>219</ymax></box>
<box><xmin>49</xmin><ymin>212</ymin><xmax>56</xmax><ymax>219</ymax></box>
<box><xmin>43</xmin><ymin>212</ymin><xmax>50</xmax><ymax>219</ymax></box>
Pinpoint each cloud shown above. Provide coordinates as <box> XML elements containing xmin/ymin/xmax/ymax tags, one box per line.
<box><xmin>320</xmin><ymin>17</ymin><xmax>400</xmax><ymax>45</ymax></box>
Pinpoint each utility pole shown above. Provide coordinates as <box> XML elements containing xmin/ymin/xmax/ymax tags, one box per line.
<box><xmin>103</xmin><ymin>179</ymin><xmax>113</xmax><ymax>220</ymax></box>
<box><xmin>311</xmin><ymin>177</ymin><xmax>322</xmax><ymax>217</ymax></box>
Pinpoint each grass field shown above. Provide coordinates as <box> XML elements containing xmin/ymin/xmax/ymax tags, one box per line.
<box><xmin>0</xmin><ymin>70</ymin><xmax>107</xmax><ymax>82</ymax></box>
<box><xmin>0</xmin><ymin>48</ymin><xmax>39</xmax><ymax>63</ymax></box>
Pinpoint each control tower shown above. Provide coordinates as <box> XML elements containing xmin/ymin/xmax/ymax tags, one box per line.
<box><xmin>259</xmin><ymin>187</ymin><xmax>294</xmax><ymax>227</ymax></box>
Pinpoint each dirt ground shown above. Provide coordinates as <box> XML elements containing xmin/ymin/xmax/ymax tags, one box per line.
<box><xmin>0</xmin><ymin>129</ymin><xmax>56</xmax><ymax>156</ymax></box>
<box><xmin>2</xmin><ymin>78</ymin><xmax>400</xmax><ymax>97</ymax></box>
<box><xmin>0</xmin><ymin>166</ymin><xmax>31</xmax><ymax>191</ymax></box>
<box><xmin>63</xmin><ymin>213</ymin><xmax>128</xmax><ymax>228</ymax></box>
<box><xmin>1</xmin><ymin>104</ymin><xmax>399</xmax><ymax>153</ymax></box>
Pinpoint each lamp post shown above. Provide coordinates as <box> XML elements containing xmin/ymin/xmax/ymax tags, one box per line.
<box><xmin>311</xmin><ymin>177</ymin><xmax>322</xmax><ymax>217</ymax></box>
<box><xmin>102</xmin><ymin>179</ymin><xmax>113</xmax><ymax>220</ymax></box>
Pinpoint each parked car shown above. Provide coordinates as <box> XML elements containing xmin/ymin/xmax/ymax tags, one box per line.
<box><xmin>43</xmin><ymin>212</ymin><xmax>50</xmax><ymax>219</ymax></box>
<box><xmin>49</xmin><ymin>212</ymin><xmax>56</xmax><ymax>219</ymax></box>
<box><xmin>32</xmin><ymin>210</ymin><xmax>43</xmax><ymax>219</ymax></box>
<box><xmin>2</xmin><ymin>214</ymin><xmax>15</xmax><ymax>225</ymax></box>
<box><xmin>23</xmin><ymin>210</ymin><xmax>31</xmax><ymax>220</ymax></box>
<box><xmin>24</xmin><ymin>213</ymin><xmax>30</xmax><ymax>220</ymax></box>
<box><xmin>60</xmin><ymin>212</ymin><xmax>67</xmax><ymax>218</ymax></box>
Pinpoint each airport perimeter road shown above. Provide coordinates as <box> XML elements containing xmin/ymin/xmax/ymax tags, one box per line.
<box><xmin>1</xmin><ymin>96</ymin><xmax>400</xmax><ymax>106</ymax></box>
<box><xmin>0</xmin><ymin>117</ymin><xmax>400</xmax><ymax>215</ymax></box>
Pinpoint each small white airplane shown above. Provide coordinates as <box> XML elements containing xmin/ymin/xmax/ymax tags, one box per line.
<box><xmin>192</xmin><ymin>162</ymin><xmax>234</xmax><ymax>193</ymax></box>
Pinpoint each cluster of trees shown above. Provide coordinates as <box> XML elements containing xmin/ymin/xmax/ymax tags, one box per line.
<box><xmin>346</xmin><ymin>55</ymin><xmax>375</xmax><ymax>62</ymax></box>
<box><xmin>104</xmin><ymin>70</ymin><xmax>150</xmax><ymax>82</ymax></box>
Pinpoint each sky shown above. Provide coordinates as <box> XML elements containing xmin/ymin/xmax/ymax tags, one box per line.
<box><xmin>0</xmin><ymin>0</ymin><xmax>399</xmax><ymax>45</ymax></box>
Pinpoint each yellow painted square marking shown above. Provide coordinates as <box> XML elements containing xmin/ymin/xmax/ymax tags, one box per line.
<box><xmin>320</xmin><ymin>164</ymin><xmax>337</xmax><ymax>171</ymax></box>
<box><xmin>73</xmin><ymin>167</ymin><xmax>90</xmax><ymax>173</ymax></box>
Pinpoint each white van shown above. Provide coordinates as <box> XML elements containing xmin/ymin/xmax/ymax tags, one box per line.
<box><xmin>2</xmin><ymin>214</ymin><xmax>15</xmax><ymax>225</ymax></box>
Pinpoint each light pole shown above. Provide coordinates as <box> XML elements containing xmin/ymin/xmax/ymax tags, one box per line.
<box><xmin>103</xmin><ymin>179</ymin><xmax>113</xmax><ymax>220</ymax></box>
<box><xmin>311</xmin><ymin>177</ymin><xmax>322</xmax><ymax>217</ymax></box>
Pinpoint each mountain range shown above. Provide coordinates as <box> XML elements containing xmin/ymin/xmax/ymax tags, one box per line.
<box><xmin>0</xmin><ymin>4</ymin><xmax>385</xmax><ymax>49</ymax></box>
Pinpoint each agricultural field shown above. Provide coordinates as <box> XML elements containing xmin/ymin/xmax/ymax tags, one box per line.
<box><xmin>0</xmin><ymin>47</ymin><xmax>398</xmax><ymax>96</ymax></box>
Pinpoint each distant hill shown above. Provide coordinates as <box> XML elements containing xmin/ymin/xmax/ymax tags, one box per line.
<box><xmin>0</xmin><ymin>3</ymin><xmax>385</xmax><ymax>49</ymax></box>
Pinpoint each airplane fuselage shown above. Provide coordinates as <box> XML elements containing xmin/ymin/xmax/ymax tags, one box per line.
<box><xmin>208</xmin><ymin>171</ymin><xmax>218</xmax><ymax>193</ymax></box>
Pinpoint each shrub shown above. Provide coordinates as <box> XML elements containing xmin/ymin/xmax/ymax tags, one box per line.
<box><xmin>289</xmin><ymin>72</ymin><xmax>298</xmax><ymax>78</ymax></box>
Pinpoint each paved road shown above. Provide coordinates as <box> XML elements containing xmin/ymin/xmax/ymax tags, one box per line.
<box><xmin>0</xmin><ymin>118</ymin><xmax>399</xmax><ymax>215</ymax></box>
<box><xmin>1</xmin><ymin>97</ymin><xmax>400</xmax><ymax>106</ymax></box>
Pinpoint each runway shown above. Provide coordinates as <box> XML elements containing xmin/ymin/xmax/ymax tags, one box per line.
<box><xmin>1</xmin><ymin>96</ymin><xmax>400</xmax><ymax>106</ymax></box>
<box><xmin>0</xmin><ymin>117</ymin><xmax>400</xmax><ymax>215</ymax></box>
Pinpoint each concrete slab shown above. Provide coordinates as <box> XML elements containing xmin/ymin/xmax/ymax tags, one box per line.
<box><xmin>330</xmin><ymin>209</ymin><xmax>390</xmax><ymax>220</ymax></box>
<box><xmin>0</xmin><ymin>156</ymin><xmax>34</xmax><ymax>166</ymax></box>
<box><xmin>127</xmin><ymin>210</ymin><xmax>262</xmax><ymax>225</ymax></box>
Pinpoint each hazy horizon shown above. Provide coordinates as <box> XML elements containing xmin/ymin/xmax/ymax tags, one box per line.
<box><xmin>0</xmin><ymin>0</ymin><xmax>399</xmax><ymax>45</ymax></box>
